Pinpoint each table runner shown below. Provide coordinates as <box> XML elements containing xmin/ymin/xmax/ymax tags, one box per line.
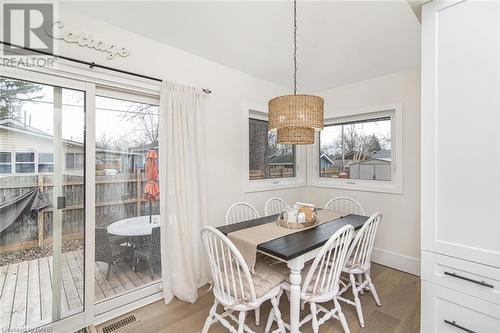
<box><xmin>228</xmin><ymin>210</ymin><xmax>347</xmax><ymax>269</ymax></box>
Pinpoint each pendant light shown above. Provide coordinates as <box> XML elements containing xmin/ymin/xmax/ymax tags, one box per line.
<box><xmin>268</xmin><ymin>0</ymin><xmax>324</xmax><ymax>144</ymax></box>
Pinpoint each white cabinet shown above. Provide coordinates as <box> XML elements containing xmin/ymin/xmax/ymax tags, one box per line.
<box><xmin>421</xmin><ymin>1</ymin><xmax>500</xmax><ymax>331</ymax></box>
<box><xmin>421</xmin><ymin>0</ymin><xmax>500</xmax><ymax>268</ymax></box>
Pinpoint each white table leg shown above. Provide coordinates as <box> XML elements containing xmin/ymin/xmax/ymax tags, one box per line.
<box><xmin>287</xmin><ymin>256</ymin><xmax>305</xmax><ymax>333</ymax></box>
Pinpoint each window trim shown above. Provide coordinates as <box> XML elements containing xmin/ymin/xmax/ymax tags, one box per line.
<box><xmin>243</xmin><ymin>104</ymin><xmax>306</xmax><ymax>193</ymax></box>
<box><xmin>307</xmin><ymin>103</ymin><xmax>403</xmax><ymax>194</ymax></box>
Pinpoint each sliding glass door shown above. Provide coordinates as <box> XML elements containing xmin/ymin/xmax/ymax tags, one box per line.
<box><xmin>93</xmin><ymin>90</ymin><xmax>162</xmax><ymax>311</ymax></box>
<box><xmin>0</xmin><ymin>76</ymin><xmax>86</xmax><ymax>331</ymax></box>
<box><xmin>0</xmin><ymin>70</ymin><xmax>163</xmax><ymax>331</ymax></box>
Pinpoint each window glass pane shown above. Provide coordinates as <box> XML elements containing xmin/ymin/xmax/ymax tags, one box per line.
<box><xmin>0</xmin><ymin>152</ymin><xmax>11</xmax><ymax>163</ymax></box>
<box><xmin>0</xmin><ymin>165</ymin><xmax>11</xmax><ymax>173</ymax></box>
<box><xmin>66</xmin><ymin>153</ymin><xmax>75</xmax><ymax>169</ymax></box>
<box><xmin>249</xmin><ymin>118</ymin><xmax>295</xmax><ymax>180</ymax></box>
<box><xmin>15</xmin><ymin>152</ymin><xmax>34</xmax><ymax>162</ymax></box>
<box><xmin>15</xmin><ymin>162</ymin><xmax>35</xmax><ymax>173</ymax></box>
<box><xmin>95</xmin><ymin>95</ymin><xmax>161</xmax><ymax>303</ymax></box>
<box><xmin>38</xmin><ymin>164</ymin><xmax>54</xmax><ymax>173</ymax></box>
<box><xmin>319</xmin><ymin>117</ymin><xmax>391</xmax><ymax>181</ymax></box>
<box><xmin>38</xmin><ymin>152</ymin><xmax>53</xmax><ymax>163</ymax></box>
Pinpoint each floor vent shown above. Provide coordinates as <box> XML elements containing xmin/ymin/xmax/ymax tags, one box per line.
<box><xmin>101</xmin><ymin>314</ymin><xmax>139</xmax><ymax>333</ymax></box>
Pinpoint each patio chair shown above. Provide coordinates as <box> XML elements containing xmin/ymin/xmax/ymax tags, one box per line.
<box><xmin>132</xmin><ymin>226</ymin><xmax>161</xmax><ymax>279</ymax></box>
<box><xmin>95</xmin><ymin>228</ymin><xmax>131</xmax><ymax>280</ymax></box>
<box><xmin>96</xmin><ymin>212</ymin><xmax>129</xmax><ymax>246</ymax></box>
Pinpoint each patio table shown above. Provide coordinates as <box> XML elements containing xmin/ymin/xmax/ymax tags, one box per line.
<box><xmin>107</xmin><ymin>215</ymin><xmax>160</xmax><ymax>237</ymax></box>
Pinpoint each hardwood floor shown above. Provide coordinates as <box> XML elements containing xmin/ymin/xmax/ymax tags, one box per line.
<box><xmin>96</xmin><ymin>263</ymin><xmax>420</xmax><ymax>333</ymax></box>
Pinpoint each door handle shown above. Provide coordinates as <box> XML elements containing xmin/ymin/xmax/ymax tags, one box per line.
<box><xmin>444</xmin><ymin>271</ymin><xmax>494</xmax><ymax>288</ymax></box>
<box><xmin>444</xmin><ymin>320</ymin><xmax>477</xmax><ymax>333</ymax></box>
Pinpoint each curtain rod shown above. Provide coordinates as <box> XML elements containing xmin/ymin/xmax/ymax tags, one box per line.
<box><xmin>0</xmin><ymin>41</ymin><xmax>212</xmax><ymax>94</ymax></box>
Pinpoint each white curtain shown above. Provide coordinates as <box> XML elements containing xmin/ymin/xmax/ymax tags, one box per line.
<box><xmin>159</xmin><ymin>81</ymin><xmax>209</xmax><ymax>303</ymax></box>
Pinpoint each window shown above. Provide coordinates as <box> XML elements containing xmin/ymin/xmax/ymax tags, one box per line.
<box><xmin>309</xmin><ymin>105</ymin><xmax>402</xmax><ymax>194</ymax></box>
<box><xmin>38</xmin><ymin>152</ymin><xmax>54</xmax><ymax>173</ymax></box>
<box><xmin>15</xmin><ymin>152</ymin><xmax>35</xmax><ymax>173</ymax></box>
<box><xmin>249</xmin><ymin>118</ymin><xmax>295</xmax><ymax>180</ymax></box>
<box><xmin>0</xmin><ymin>152</ymin><xmax>12</xmax><ymax>174</ymax></box>
<box><xmin>319</xmin><ymin>117</ymin><xmax>391</xmax><ymax>181</ymax></box>
<box><xmin>66</xmin><ymin>152</ymin><xmax>84</xmax><ymax>169</ymax></box>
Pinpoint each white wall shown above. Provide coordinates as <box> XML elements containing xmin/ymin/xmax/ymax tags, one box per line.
<box><xmin>56</xmin><ymin>8</ymin><xmax>306</xmax><ymax>227</ymax></box>
<box><xmin>305</xmin><ymin>67</ymin><xmax>421</xmax><ymax>275</ymax></box>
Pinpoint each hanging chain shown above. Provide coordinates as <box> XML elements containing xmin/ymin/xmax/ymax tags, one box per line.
<box><xmin>293</xmin><ymin>0</ymin><xmax>297</xmax><ymax>95</ymax></box>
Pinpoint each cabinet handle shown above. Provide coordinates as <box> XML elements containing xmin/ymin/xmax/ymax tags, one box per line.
<box><xmin>444</xmin><ymin>271</ymin><xmax>494</xmax><ymax>288</ymax></box>
<box><xmin>444</xmin><ymin>320</ymin><xmax>477</xmax><ymax>333</ymax></box>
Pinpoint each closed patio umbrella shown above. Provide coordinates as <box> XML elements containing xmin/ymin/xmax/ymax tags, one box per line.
<box><xmin>143</xmin><ymin>149</ymin><xmax>159</xmax><ymax>223</ymax></box>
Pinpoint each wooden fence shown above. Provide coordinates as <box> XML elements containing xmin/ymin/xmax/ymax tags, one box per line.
<box><xmin>0</xmin><ymin>172</ymin><xmax>150</xmax><ymax>254</ymax></box>
<box><xmin>249</xmin><ymin>167</ymin><xmax>295</xmax><ymax>180</ymax></box>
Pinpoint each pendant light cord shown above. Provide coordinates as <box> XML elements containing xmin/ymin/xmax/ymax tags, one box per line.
<box><xmin>293</xmin><ymin>0</ymin><xmax>297</xmax><ymax>95</ymax></box>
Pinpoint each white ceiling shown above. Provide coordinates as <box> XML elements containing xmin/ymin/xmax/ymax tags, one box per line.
<box><xmin>62</xmin><ymin>1</ymin><xmax>421</xmax><ymax>92</ymax></box>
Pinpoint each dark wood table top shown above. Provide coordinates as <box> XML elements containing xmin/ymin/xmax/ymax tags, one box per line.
<box><xmin>217</xmin><ymin>213</ymin><xmax>369</xmax><ymax>261</ymax></box>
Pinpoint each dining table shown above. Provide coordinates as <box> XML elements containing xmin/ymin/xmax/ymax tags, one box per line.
<box><xmin>217</xmin><ymin>212</ymin><xmax>369</xmax><ymax>333</ymax></box>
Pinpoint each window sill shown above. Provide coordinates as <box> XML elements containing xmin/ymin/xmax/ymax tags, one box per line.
<box><xmin>244</xmin><ymin>178</ymin><xmax>306</xmax><ymax>193</ymax></box>
<box><xmin>308</xmin><ymin>178</ymin><xmax>403</xmax><ymax>195</ymax></box>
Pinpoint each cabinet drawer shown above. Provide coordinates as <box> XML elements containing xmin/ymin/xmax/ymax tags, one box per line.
<box><xmin>422</xmin><ymin>281</ymin><xmax>500</xmax><ymax>333</ymax></box>
<box><xmin>422</xmin><ymin>251</ymin><xmax>500</xmax><ymax>304</ymax></box>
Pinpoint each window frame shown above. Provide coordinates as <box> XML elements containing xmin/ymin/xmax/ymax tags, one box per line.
<box><xmin>243</xmin><ymin>105</ymin><xmax>306</xmax><ymax>192</ymax></box>
<box><xmin>307</xmin><ymin>103</ymin><xmax>403</xmax><ymax>194</ymax></box>
<box><xmin>0</xmin><ymin>151</ymin><xmax>13</xmax><ymax>174</ymax></box>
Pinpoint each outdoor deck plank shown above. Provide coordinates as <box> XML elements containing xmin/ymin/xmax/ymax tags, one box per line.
<box><xmin>39</xmin><ymin>256</ymin><xmax>52</xmax><ymax>323</ymax></box>
<box><xmin>48</xmin><ymin>256</ymin><xmax>70</xmax><ymax>315</ymax></box>
<box><xmin>60</xmin><ymin>251</ymin><xmax>82</xmax><ymax>313</ymax></box>
<box><xmin>0</xmin><ymin>264</ymin><xmax>8</xmax><ymax>298</ymax></box>
<box><xmin>96</xmin><ymin>261</ymin><xmax>126</xmax><ymax>296</ymax></box>
<box><xmin>26</xmin><ymin>259</ymin><xmax>41</xmax><ymax>327</ymax></box>
<box><xmin>110</xmin><ymin>263</ymin><xmax>136</xmax><ymax>291</ymax></box>
<box><xmin>64</xmin><ymin>251</ymin><xmax>84</xmax><ymax>306</ymax></box>
<box><xmin>94</xmin><ymin>261</ymin><xmax>117</xmax><ymax>299</ymax></box>
<box><xmin>10</xmin><ymin>260</ymin><xmax>28</xmax><ymax>329</ymax></box>
<box><xmin>0</xmin><ymin>264</ymin><xmax>18</xmax><ymax>330</ymax></box>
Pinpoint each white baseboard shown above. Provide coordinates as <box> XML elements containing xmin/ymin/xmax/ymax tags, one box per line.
<box><xmin>371</xmin><ymin>247</ymin><xmax>421</xmax><ymax>276</ymax></box>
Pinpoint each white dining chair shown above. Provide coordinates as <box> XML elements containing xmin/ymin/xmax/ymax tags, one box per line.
<box><xmin>264</xmin><ymin>197</ymin><xmax>288</xmax><ymax>216</ymax></box>
<box><xmin>337</xmin><ymin>212</ymin><xmax>383</xmax><ymax>328</ymax></box>
<box><xmin>225</xmin><ymin>202</ymin><xmax>260</xmax><ymax>225</ymax></box>
<box><xmin>273</xmin><ymin>224</ymin><xmax>354</xmax><ymax>333</ymax></box>
<box><xmin>324</xmin><ymin>197</ymin><xmax>365</xmax><ymax>215</ymax></box>
<box><xmin>201</xmin><ymin>226</ymin><xmax>286</xmax><ymax>333</ymax></box>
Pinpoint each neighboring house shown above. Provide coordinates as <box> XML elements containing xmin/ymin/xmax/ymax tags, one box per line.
<box><xmin>349</xmin><ymin>149</ymin><xmax>391</xmax><ymax>181</ymax></box>
<box><xmin>320</xmin><ymin>153</ymin><xmax>335</xmax><ymax>169</ymax></box>
<box><xmin>0</xmin><ymin>118</ymin><xmax>150</xmax><ymax>176</ymax></box>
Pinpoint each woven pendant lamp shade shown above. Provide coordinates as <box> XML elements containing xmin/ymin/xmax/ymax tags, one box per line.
<box><xmin>268</xmin><ymin>94</ymin><xmax>324</xmax><ymax>144</ymax></box>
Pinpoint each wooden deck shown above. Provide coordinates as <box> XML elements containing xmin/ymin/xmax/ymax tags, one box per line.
<box><xmin>0</xmin><ymin>250</ymin><xmax>160</xmax><ymax>331</ymax></box>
